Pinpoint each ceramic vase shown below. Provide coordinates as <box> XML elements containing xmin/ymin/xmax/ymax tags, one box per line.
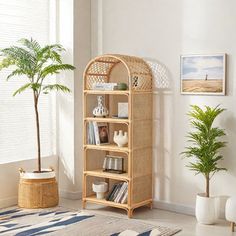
<box><xmin>93</xmin><ymin>96</ymin><xmax>109</xmax><ymax>117</ymax></box>
<box><xmin>113</xmin><ymin>130</ymin><xmax>128</xmax><ymax>147</ymax></box>
<box><xmin>92</xmin><ymin>181</ymin><xmax>108</xmax><ymax>199</ymax></box>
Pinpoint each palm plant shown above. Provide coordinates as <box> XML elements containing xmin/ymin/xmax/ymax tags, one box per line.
<box><xmin>0</xmin><ymin>38</ymin><xmax>75</xmax><ymax>172</ymax></box>
<box><xmin>181</xmin><ymin>105</ymin><xmax>227</xmax><ymax>197</ymax></box>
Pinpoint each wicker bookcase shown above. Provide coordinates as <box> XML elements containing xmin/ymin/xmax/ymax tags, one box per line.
<box><xmin>82</xmin><ymin>54</ymin><xmax>153</xmax><ymax>217</ymax></box>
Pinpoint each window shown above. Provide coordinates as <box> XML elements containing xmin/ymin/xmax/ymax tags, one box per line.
<box><xmin>0</xmin><ymin>0</ymin><xmax>56</xmax><ymax>163</ymax></box>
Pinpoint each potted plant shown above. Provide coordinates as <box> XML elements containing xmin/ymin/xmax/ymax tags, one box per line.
<box><xmin>182</xmin><ymin>105</ymin><xmax>227</xmax><ymax>224</ymax></box>
<box><xmin>0</xmin><ymin>38</ymin><xmax>75</xmax><ymax>208</ymax></box>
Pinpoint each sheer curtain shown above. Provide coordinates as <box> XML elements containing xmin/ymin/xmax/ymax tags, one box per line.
<box><xmin>0</xmin><ymin>0</ymin><xmax>56</xmax><ymax>163</ymax></box>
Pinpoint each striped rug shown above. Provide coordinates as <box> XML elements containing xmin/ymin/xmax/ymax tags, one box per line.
<box><xmin>0</xmin><ymin>207</ymin><xmax>181</xmax><ymax>236</ymax></box>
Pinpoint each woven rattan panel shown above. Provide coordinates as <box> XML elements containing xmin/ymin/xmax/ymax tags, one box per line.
<box><xmin>84</xmin><ymin>54</ymin><xmax>152</xmax><ymax>91</ymax></box>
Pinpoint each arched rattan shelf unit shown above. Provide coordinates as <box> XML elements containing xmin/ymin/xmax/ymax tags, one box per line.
<box><xmin>83</xmin><ymin>54</ymin><xmax>153</xmax><ymax>218</ymax></box>
<box><xmin>83</xmin><ymin>54</ymin><xmax>152</xmax><ymax>92</ymax></box>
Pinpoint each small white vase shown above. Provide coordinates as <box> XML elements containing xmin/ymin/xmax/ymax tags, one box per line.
<box><xmin>93</xmin><ymin>96</ymin><xmax>109</xmax><ymax>117</ymax></box>
<box><xmin>113</xmin><ymin>130</ymin><xmax>128</xmax><ymax>147</ymax></box>
<box><xmin>92</xmin><ymin>181</ymin><xmax>108</xmax><ymax>199</ymax></box>
<box><xmin>195</xmin><ymin>193</ymin><xmax>218</xmax><ymax>224</ymax></box>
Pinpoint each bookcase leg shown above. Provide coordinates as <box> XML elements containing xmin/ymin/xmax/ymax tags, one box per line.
<box><xmin>128</xmin><ymin>209</ymin><xmax>133</xmax><ymax>218</ymax></box>
<box><xmin>149</xmin><ymin>202</ymin><xmax>153</xmax><ymax>210</ymax></box>
<box><xmin>82</xmin><ymin>200</ymin><xmax>86</xmax><ymax>209</ymax></box>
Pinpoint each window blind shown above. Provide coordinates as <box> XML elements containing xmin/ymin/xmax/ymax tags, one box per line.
<box><xmin>0</xmin><ymin>0</ymin><xmax>56</xmax><ymax>163</ymax></box>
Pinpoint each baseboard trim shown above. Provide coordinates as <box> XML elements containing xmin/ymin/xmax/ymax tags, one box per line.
<box><xmin>0</xmin><ymin>196</ymin><xmax>18</xmax><ymax>209</ymax></box>
<box><xmin>59</xmin><ymin>190</ymin><xmax>82</xmax><ymax>200</ymax></box>
<box><xmin>153</xmin><ymin>200</ymin><xmax>195</xmax><ymax>216</ymax></box>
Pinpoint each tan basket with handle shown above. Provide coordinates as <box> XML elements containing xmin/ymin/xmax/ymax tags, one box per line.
<box><xmin>18</xmin><ymin>175</ymin><xmax>59</xmax><ymax>209</ymax></box>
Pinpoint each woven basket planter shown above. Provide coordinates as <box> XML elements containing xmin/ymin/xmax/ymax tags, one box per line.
<box><xmin>18</xmin><ymin>169</ymin><xmax>59</xmax><ymax>209</ymax></box>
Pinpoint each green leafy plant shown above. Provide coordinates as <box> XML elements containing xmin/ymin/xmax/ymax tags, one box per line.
<box><xmin>0</xmin><ymin>38</ymin><xmax>75</xmax><ymax>172</ymax></box>
<box><xmin>181</xmin><ymin>105</ymin><xmax>227</xmax><ymax>197</ymax></box>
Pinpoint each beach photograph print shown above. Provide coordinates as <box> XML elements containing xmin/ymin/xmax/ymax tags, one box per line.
<box><xmin>181</xmin><ymin>54</ymin><xmax>226</xmax><ymax>95</ymax></box>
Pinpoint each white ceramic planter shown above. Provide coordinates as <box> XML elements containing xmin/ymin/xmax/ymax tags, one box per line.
<box><xmin>19</xmin><ymin>168</ymin><xmax>56</xmax><ymax>179</ymax></box>
<box><xmin>195</xmin><ymin>193</ymin><xmax>218</xmax><ymax>224</ymax></box>
<box><xmin>92</xmin><ymin>181</ymin><xmax>108</xmax><ymax>199</ymax></box>
<box><xmin>225</xmin><ymin>197</ymin><xmax>236</xmax><ymax>223</ymax></box>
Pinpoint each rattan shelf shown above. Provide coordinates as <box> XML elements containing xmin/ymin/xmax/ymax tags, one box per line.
<box><xmin>84</xmin><ymin>117</ymin><xmax>130</xmax><ymax>124</ymax></box>
<box><xmin>83</xmin><ymin>54</ymin><xmax>153</xmax><ymax>218</ymax></box>
<box><xmin>85</xmin><ymin>195</ymin><xmax>128</xmax><ymax>210</ymax></box>
<box><xmin>84</xmin><ymin>90</ymin><xmax>130</xmax><ymax>95</ymax></box>
<box><xmin>84</xmin><ymin>144</ymin><xmax>130</xmax><ymax>153</ymax></box>
<box><xmin>84</xmin><ymin>169</ymin><xmax>129</xmax><ymax>181</ymax></box>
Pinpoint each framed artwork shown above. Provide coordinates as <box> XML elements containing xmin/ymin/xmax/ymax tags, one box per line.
<box><xmin>180</xmin><ymin>54</ymin><xmax>226</xmax><ymax>95</ymax></box>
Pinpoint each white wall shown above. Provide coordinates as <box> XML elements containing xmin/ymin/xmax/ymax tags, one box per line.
<box><xmin>91</xmin><ymin>0</ymin><xmax>236</xmax><ymax>213</ymax></box>
<box><xmin>57</xmin><ymin>0</ymin><xmax>91</xmax><ymax>199</ymax></box>
<box><xmin>0</xmin><ymin>156</ymin><xmax>58</xmax><ymax>208</ymax></box>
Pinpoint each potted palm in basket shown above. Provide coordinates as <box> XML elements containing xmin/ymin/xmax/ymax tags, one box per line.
<box><xmin>182</xmin><ymin>105</ymin><xmax>227</xmax><ymax>224</ymax></box>
<box><xmin>0</xmin><ymin>38</ymin><xmax>75</xmax><ymax>208</ymax></box>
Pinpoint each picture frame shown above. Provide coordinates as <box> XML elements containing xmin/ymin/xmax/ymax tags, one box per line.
<box><xmin>180</xmin><ymin>54</ymin><xmax>226</xmax><ymax>95</ymax></box>
<box><xmin>98</xmin><ymin>122</ymin><xmax>109</xmax><ymax>144</ymax></box>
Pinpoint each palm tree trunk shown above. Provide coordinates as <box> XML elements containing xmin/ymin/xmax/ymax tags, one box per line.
<box><xmin>206</xmin><ymin>174</ymin><xmax>210</xmax><ymax>197</ymax></box>
<box><xmin>33</xmin><ymin>92</ymin><xmax>41</xmax><ymax>172</ymax></box>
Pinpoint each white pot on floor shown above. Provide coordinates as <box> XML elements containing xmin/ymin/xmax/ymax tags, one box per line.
<box><xmin>195</xmin><ymin>193</ymin><xmax>218</xmax><ymax>224</ymax></box>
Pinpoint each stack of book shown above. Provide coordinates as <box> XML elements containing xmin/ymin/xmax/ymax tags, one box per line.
<box><xmin>106</xmin><ymin>182</ymin><xmax>128</xmax><ymax>204</ymax></box>
<box><xmin>92</xmin><ymin>82</ymin><xmax>118</xmax><ymax>91</ymax></box>
<box><xmin>87</xmin><ymin>122</ymin><xmax>109</xmax><ymax>145</ymax></box>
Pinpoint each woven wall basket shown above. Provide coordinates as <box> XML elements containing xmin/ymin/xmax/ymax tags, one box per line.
<box><xmin>83</xmin><ymin>54</ymin><xmax>152</xmax><ymax>91</ymax></box>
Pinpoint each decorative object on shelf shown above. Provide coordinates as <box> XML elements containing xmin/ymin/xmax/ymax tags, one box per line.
<box><xmin>118</xmin><ymin>103</ymin><xmax>128</xmax><ymax>118</ymax></box>
<box><xmin>92</xmin><ymin>82</ymin><xmax>118</xmax><ymax>91</ymax></box>
<box><xmin>0</xmin><ymin>38</ymin><xmax>75</xmax><ymax>209</ymax></box>
<box><xmin>226</xmin><ymin>197</ymin><xmax>236</xmax><ymax>232</ymax></box>
<box><xmin>94</xmin><ymin>122</ymin><xmax>109</xmax><ymax>145</ymax></box>
<box><xmin>93</xmin><ymin>96</ymin><xmax>109</xmax><ymax>117</ymax></box>
<box><xmin>113</xmin><ymin>130</ymin><xmax>128</xmax><ymax>147</ymax></box>
<box><xmin>181</xmin><ymin>105</ymin><xmax>227</xmax><ymax>224</ymax></box>
<box><xmin>92</xmin><ymin>181</ymin><xmax>108</xmax><ymax>199</ymax></box>
<box><xmin>132</xmin><ymin>76</ymin><xmax>139</xmax><ymax>88</ymax></box>
<box><xmin>103</xmin><ymin>155</ymin><xmax>124</xmax><ymax>174</ymax></box>
<box><xmin>180</xmin><ymin>54</ymin><xmax>226</xmax><ymax>95</ymax></box>
<box><xmin>117</xmin><ymin>83</ymin><xmax>128</xmax><ymax>90</ymax></box>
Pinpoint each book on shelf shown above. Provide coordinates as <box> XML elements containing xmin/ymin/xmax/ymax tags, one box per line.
<box><xmin>92</xmin><ymin>82</ymin><xmax>118</xmax><ymax>91</ymax></box>
<box><xmin>106</xmin><ymin>182</ymin><xmax>128</xmax><ymax>204</ymax></box>
<box><xmin>114</xmin><ymin>182</ymin><xmax>127</xmax><ymax>203</ymax></box>
<box><xmin>106</xmin><ymin>183</ymin><xmax>118</xmax><ymax>201</ymax></box>
<box><xmin>87</xmin><ymin>122</ymin><xmax>96</xmax><ymax>145</ymax></box>
<box><xmin>87</xmin><ymin>122</ymin><xmax>109</xmax><ymax>145</ymax></box>
<box><xmin>121</xmin><ymin>190</ymin><xmax>128</xmax><ymax>204</ymax></box>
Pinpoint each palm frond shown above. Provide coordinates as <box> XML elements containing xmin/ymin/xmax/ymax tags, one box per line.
<box><xmin>40</xmin><ymin>64</ymin><xmax>75</xmax><ymax>78</ymax></box>
<box><xmin>13</xmin><ymin>83</ymin><xmax>32</xmax><ymax>96</ymax></box>
<box><xmin>43</xmin><ymin>84</ymin><xmax>71</xmax><ymax>94</ymax></box>
<box><xmin>0</xmin><ymin>58</ymin><xmax>15</xmax><ymax>70</ymax></box>
<box><xmin>7</xmin><ymin>69</ymin><xmax>25</xmax><ymax>80</ymax></box>
<box><xmin>18</xmin><ymin>38</ymin><xmax>41</xmax><ymax>54</ymax></box>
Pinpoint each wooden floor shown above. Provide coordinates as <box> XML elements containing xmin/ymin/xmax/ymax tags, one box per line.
<box><xmin>60</xmin><ymin>198</ymin><xmax>234</xmax><ymax>236</ymax></box>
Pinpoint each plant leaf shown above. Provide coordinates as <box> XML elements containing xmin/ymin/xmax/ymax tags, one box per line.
<box><xmin>13</xmin><ymin>83</ymin><xmax>32</xmax><ymax>96</ymax></box>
